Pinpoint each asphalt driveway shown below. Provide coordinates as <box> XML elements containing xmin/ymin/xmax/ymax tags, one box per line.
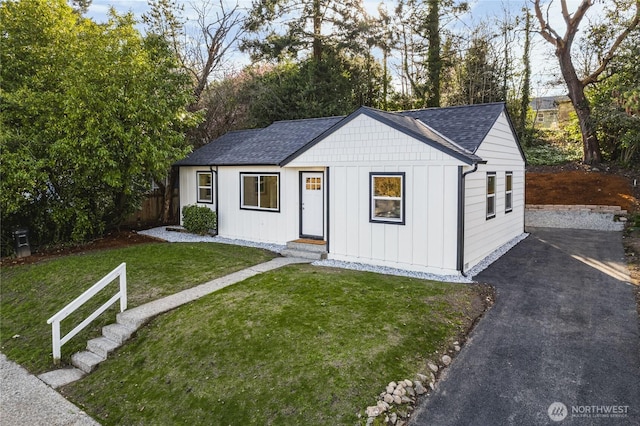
<box><xmin>411</xmin><ymin>227</ymin><xmax>640</xmax><ymax>425</ymax></box>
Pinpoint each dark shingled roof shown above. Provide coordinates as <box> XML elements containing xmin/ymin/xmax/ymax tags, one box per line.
<box><xmin>175</xmin><ymin>103</ymin><xmax>513</xmax><ymax>167</ymax></box>
<box><xmin>400</xmin><ymin>102</ymin><xmax>506</xmax><ymax>154</ymax></box>
<box><xmin>174</xmin><ymin>129</ymin><xmax>262</xmax><ymax>166</ymax></box>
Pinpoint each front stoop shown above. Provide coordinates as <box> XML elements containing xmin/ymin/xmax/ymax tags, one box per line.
<box><xmin>281</xmin><ymin>239</ymin><xmax>327</xmax><ymax>260</ymax></box>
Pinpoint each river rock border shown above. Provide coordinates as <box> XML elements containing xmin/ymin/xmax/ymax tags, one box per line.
<box><xmin>359</xmin><ymin>342</ymin><xmax>462</xmax><ymax>426</ymax></box>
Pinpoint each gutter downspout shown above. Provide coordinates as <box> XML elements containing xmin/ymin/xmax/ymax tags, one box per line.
<box><xmin>457</xmin><ymin>163</ymin><xmax>479</xmax><ymax>277</ymax></box>
<box><xmin>210</xmin><ymin>166</ymin><xmax>218</xmax><ymax>234</ymax></box>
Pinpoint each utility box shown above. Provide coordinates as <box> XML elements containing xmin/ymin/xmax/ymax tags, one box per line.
<box><xmin>13</xmin><ymin>229</ymin><xmax>31</xmax><ymax>258</ymax></box>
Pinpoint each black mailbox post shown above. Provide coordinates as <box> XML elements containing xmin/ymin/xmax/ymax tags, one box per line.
<box><xmin>13</xmin><ymin>229</ymin><xmax>31</xmax><ymax>258</ymax></box>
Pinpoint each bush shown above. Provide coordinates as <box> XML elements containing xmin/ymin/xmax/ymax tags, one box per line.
<box><xmin>182</xmin><ymin>205</ymin><xmax>217</xmax><ymax>235</ymax></box>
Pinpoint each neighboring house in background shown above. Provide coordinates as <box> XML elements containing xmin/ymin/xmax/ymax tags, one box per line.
<box><xmin>174</xmin><ymin>103</ymin><xmax>526</xmax><ymax>276</ymax></box>
<box><xmin>530</xmin><ymin>96</ymin><xmax>573</xmax><ymax>129</ymax></box>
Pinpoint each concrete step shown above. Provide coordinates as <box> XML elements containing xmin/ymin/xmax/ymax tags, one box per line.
<box><xmin>71</xmin><ymin>351</ymin><xmax>105</xmax><ymax>374</ymax></box>
<box><xmin>280</xmin><ymin>248</ymin><xmax>327</xmax><ymax>260</ymax></box>
<box><xmin>87</xmin><ymin>336</ymin><xmax>120</xmax><ymax>359</ymax></box>
<box><xmin>38</xmin><ymin>368</ymin><xmax>85</xmax><ymax>389</ymax></box>
<box><xmin>102</xmin><ymin>323</ymin><xmax>134</xmax><ymax>345</ymax></box>
<box><xmin>286</xmin><ymin>240</ymin><xmax>327</xmax><ymax>253</ymax></box>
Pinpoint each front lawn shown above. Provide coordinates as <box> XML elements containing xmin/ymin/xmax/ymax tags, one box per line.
<box><xmin>0</xmin><ymin>242</ymin><xmax>275</xmax><ymax>373</ymax></box>
<box><xmin>61</xmin><ymin>264</ymin><xmax>487</xmax><ymax>425</ymax></box>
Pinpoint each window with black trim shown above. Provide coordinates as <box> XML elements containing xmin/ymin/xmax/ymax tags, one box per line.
<box><xmin>197</xmin><ymin>171</ymin><xmax>213</xmax><ymax>203</ymax></box>
<box><xmin>505</xmin><ymin>172</ymin><xmax>513</xmax><ymax>213</ymax></box>
<box><xmin>370</xmin><ymin>173</ymin><xmax>405</xmax><ymax>224</ymax></box>
<box><xmin>486</xmin><ymin>172</ymin><xmax>496</xmax><ymax>219</ymax></box>
<box><xmin>241</xmin><ymin>173</ymin><xmax>279</xmax><ymax>211</ymax></box>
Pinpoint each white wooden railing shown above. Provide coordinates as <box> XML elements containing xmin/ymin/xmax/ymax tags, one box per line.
<box><xmin>47</xmin><ymin>263</ymin><xmax>127</xmax><ymax>362</ymax></box>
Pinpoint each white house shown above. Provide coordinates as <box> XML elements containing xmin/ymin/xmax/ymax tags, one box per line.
<box><xmin>174</xmin><ymin>103</ymin><xmax>526</xmax><ymax>276</ymax></box>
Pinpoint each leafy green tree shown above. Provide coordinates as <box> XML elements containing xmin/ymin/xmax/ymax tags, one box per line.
<box><xmin>0</xmin><ymin>0</ymin><xmax>200</xmax><ymax>249</ymax></box>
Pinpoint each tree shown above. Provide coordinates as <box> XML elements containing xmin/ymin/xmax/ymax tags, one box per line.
<box><xmin>444</xmin><ymin>29</ymin><xmax>504</xmax><ymax>106</ymax></box>
<box><xmin>0</xmin><ymin>0</ymin><xmax>200</xmax><ymax>248</ymax></box>
<box><xmin>519</xmin><ymin>6</ymin><xmax>532</xmax><ymax>142</ymax></box>
<box><xmin>242</xmin><ymin>0</ymin><xmax>368</xmax><ymax>63</ymax></box>
<box><xmin>589</xmin><ymin>28</ymin><xmax>640</xmax><ymax>164</ymax></box>
<box><xmin>143</xmin><ymin>0</ymin><xmax>245</xmax><ymax>222</ymax></box>
<box><xmin>534</xmin><ymin>0</ymin><xmax>640</xmax><ymax>164</ymax></box>
<box><xmin>393</xmin><ymin>0</ymin><xmax>468</xmax><ymax>107</ymax></box>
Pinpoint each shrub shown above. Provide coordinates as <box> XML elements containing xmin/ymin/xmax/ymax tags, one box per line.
<box><xmin>182</xmin><ymin>205</ymin><xmax>217</xmax><ymax>235</ymax></box>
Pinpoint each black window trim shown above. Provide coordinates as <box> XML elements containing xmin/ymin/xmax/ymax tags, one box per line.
<box><xmin>239</xmin><ymin>172</ymin><xmax>281</xmax><ymax>213</ymax></box>
<box><xmin>505</xmin><ymin>171</ymin><xmax>513</xmax><ymax>213</ymax></box>
<box><xmin>196</xmin><ymin>171</ymin><xmax>214</xmax><ymax>204</ymax></box>
<box><xmin>369</xmin><ymin>172</ymin><xmax>406</xmax><ymax>225</ymax></box>
<box><xmin>486</xmin><ymin>172</ymin><xmax>496</xmax><ymax>220</ymax></box>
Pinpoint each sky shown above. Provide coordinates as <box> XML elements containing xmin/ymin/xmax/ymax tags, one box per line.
<box><xmin>85</xmin><ymin>0</ymin><xmax>602</xmax><ymax>98</ymax></box>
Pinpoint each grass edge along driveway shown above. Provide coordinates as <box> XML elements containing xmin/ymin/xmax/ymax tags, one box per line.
<box><xmin>61</xmin><ymin>263</ymin><xmax>489</xmax><ymax>425</ymax></box>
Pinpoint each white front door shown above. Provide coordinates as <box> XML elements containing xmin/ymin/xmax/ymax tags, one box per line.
<box><xmin>301</xmin><ymin>172</ymin><xmax>324</xmax><ymax>238</ymax></box>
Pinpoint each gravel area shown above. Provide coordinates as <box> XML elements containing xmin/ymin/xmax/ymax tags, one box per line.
<box><xmin>525</xmin><ymin>210</ymin><xmax>625</xmax><ymax>231</ymax></box>
<box><xmin>138</xmin><ymin>227</ymin><xmax>286</xmax><ymax>253</ymax></box>
<box><xmin>0</xmin><ymin>353</ymin><xmax>99</xmax><ymax>426</ymax></box>
<box><xmin>313</xmin><ymin>233</ymin><xmax>529</xmax><ymax>283</ymax></box>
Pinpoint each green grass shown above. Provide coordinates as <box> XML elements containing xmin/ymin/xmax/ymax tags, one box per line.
<box><xmin>0</xmin><ymin>242</ymin><xmax>275</xmax><ymax>373</ymax></box>
<box><xmin>60</xmin><ymin>264</ymin><xmax>485</xmax><ymax>425</ymax></box>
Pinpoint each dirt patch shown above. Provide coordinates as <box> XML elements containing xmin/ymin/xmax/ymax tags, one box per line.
<box><xmin>526</xmin><ymin>169</ymin><xmax>638</xmax><ymax>212</ymax></box>
<box><xmin>1</xmin><ymin>230</ymin><xmax>163</xmax><ymax>267</ymax></box>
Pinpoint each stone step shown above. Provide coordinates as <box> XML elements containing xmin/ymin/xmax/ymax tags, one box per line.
<box><xmin>286</xmin><ymin>240</ymin><xmax>327</xmax><ymax>253</ymax></box>
<box><xmin>87</xmin><ymin>336</ymin><xmax>120</xmax><ymax>359</ymax></box>
<box><xmin>102</xmin><ymin>323</ymin><xmax>134</xmax><ymax>345</ymax></box>
<box><xmin>280</xmin><ymin>248</ymin><xmax>327</xmax><ymax>260</ymax></box>
<box><xmin>71</xmin><ymin>351</ymin><xmax>105</xmax><ymax>374</ymax></box>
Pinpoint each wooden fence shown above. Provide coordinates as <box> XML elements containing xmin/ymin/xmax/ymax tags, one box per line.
<box><xmin>122</xmin><ymin>190</ymin><xmax>179</xmax><ymax>227</ymax></box>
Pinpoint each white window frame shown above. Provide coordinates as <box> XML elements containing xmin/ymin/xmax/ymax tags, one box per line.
<box><xmin>370</xmin><ymin>172</ymin><xmax>405</xmax><ymax>225</ymax></box>
<box><xmin>196</xmin><ymin>171</ymin><xmax>213</xmax><ymax>204</ymax></box>
<box><xmin>240</xmin><ymin>173</ymin><xmax>280</xmax><ymax>212</ymax></box>
<box><xmin>486</xmin><ymin>172</ymin><xmax>496</xmax><ymax>219</ymax></box>
<box><xmin>505</xmin><ymin>171</ymin><xmax>513</xmax><ymax>213</ymax></box>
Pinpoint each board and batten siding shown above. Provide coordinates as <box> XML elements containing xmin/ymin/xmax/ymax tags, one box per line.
<box><xmin>217</xmin><ymin>166</ymin><xmax>303</xmax><ymax>244</ymax></box>
<box><xmin>287</xmin><ymin>114</ymin><xmax>465</xmax><ymax>275</ymax></box>
<box><xmin>179</xmin><ymin>166</ymin><xmax>217</xmax><ymax>214</ymax></box>
<box><xmin>463</xmin><ymin>112</ymin><xmax>525</xmax><ymax>270</ymax></box>
<box><xmin>180</xmin><ymin>165</ymin><xmax>323</xmax><ymax>244</ymax></box>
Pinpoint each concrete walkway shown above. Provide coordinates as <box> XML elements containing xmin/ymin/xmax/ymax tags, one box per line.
<box><xmin>1</xmin><ymin>256</ymin><xmax>309</xmax><ymax>425</ymax></box>
<box><xmin>410</xmin><ymin>228</ymin><xmax>640</xmax><ymax>425</ymax></box>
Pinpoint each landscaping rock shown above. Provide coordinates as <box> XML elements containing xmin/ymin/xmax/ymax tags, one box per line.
<box><xmin>454</xmin><ymin>344</ymin><xmax>461</xmax><ymax>352</ymax></box>
<box><xmin>389</xmin><ymin>412</ymin><xmax>398</xmax><ymax>424</ymax></box>
<box><xmin>384</xmin><ymin>393</ymin><xmax>394</xmax><ymax>404</ymax></box>
<box><xmin>366</xmin><ymin>406</ymin><xmax>380</xmax><ymax>417</ymax></box>
<box><xmin>388</xmin><ymin>381</ymin><xmax>397</xmax><ymax>388</ymax></box>
<box><xmin>441</xmin><ymin>355</ymin><xmax>452</xmax><ymax>366</ymax></box>
<box><xmin>403</xmin><ymin>379</ymin><xmax>413</xmax><ymax>387</ymax></box>
<box><xmin>414</xmin><ymin>381</ymin><xmax>427</xmax><ymax>395</ymax></box>
<box><xmin>393</xmin><ymin>395</ymin><xmax>402</xmax><ymax>404</ymax></box>
<box><xmin>428</xmin><ymin>362</ymin><xmax>438</xmax><ymax>373</ymax></box>
<box><xmin>416</xmin><ymin>373</ymin><xmax>428</xmax><ymax>382</ymax></box>
<box><xmin>406</xmin><ymin>386</ymin><xmax>415</xmax><ymax>397</ymax></box>
<box><xmin>377</xmin><ymin>401</ymin><xmax>389</xmax><ymax>412</ymax></box>
<box><xmin>386</xmin><ymin>385</ymin><xmax>395</xmax><ymax>394</ymax></box>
